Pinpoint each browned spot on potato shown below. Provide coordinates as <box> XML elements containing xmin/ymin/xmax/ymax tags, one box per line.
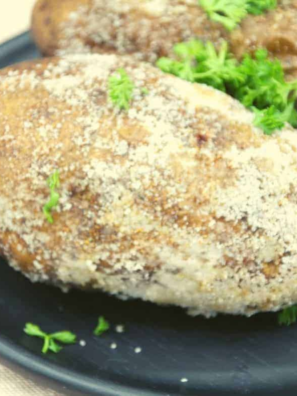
<box><xmin>262</xmin><ymin>262</ymin><xmax>279</xmax><ymax>279</ymax></box>
<box><xmin>196</xmin><ymin>133</ymin><xmax>208</xmax><ymax>147</ymax></box>
<box><xmin>118</xmin><ymin>123</ymin><xmax>150</xmax><ymax>144</ymax></box>
<box><xmin>44</xmin><ymin>16</ymin><xmax>52</xmax><ymax>26</ymax></box>
<box><xmin>266</xmin><ymin>36</ymin><xmax>297</xmax><ymax>56</ymax></box>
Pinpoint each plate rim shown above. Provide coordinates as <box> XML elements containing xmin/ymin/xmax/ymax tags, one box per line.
<box><xmin>2</xmin><ymin>31</ymin><xmax>297</xmax><ymax>396</ymax></box>
<box><xmin>0</xmin><ymin>335</ymin><xmax>159</xmax><ymax>396</ymax></box>
<box><xmin>0</xmin><ymin>31</ymin><xmax>34</xmax><ymax>59</ymax></box>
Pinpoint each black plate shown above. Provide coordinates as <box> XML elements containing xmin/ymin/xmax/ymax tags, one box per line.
<box><xmin>1</xmin><ymin>33</ymin><xmax>297</xmax><ymax>396</ymax></box>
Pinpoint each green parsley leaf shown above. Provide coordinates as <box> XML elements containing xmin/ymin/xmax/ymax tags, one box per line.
<box><xmin>194</xmin><ymin>41</ymin><xmax>245</xmax><ymax>91</ymax></box>
<box><xmin>43</xmin><ymin>170</ymin><xmax>60</xmax><ymax>224</ymax></box>
<box><xmin>198</xmin><ymin>0</ymin><xmax>248</xmax><ymax>31</ymax></box>
<box><xmin>42</xmin><ymin>336</ymin><xmax>51</xmax><ymax>354</ymax></box>
<box><xmin>278</xmin><ymin>306</ymin><xmax>297</xmax><ymax>326</ymax></box>
<box><xmin>235</xmin><ymin>49</ymin><xmax>288</xmax><ymax>109</ymax></box>
<box><xmin>108</xmin><ymin>69</ymin><xmax>134</xmax><ymax>110</ymax></box>
<box><xmin>253</xmin><ymin>106</ymin><xmax>286</xmax><ymax>135</ymax></box>
<box><xmin>51</xmin><ymin>331</ymin><xmax>77</xmax><ymax>344</ymax></box>
<box><xmin>141</xmin><ymin>87</ymin><xmax>149</xmax><ymax>95</ymax></box>
<box><xmin>174</xmin><ymin>40</ymin><xmax>206</xmax><ymax>62</ymax></box>
<box><xmin>158</xmin><ymin>40</ymin><xmax>244</xmax><ymax>91</ymax></box>
<box><xmin>48</xmin><ymin>338</ymin><xmax>63</xmax><ymax>354</ymax></box>
<box><xmin>247</xmin><ymin>0</ymin><xmax>277</xmax><ymax>15</ymax></box>
<box><xmin>24</xmin><ymin>323</ymin><xmax>47</xmax><ymax>339</ymax></box>
<box><xmin>199</xmin><ymin>0</ymin><xmax>278</xmax><ymax>31</ymax></box>
<box><xmin>94</xmin><ymin>316</ymin><xmax>110</xmax><ymax>336</ymax></box>
<box><xmin>24</xmin><ymin>323</ymin><xmax>76</xmax><ymax>354</ymax></box>
<box><xmin>157</xmin><ymin>39</ymin><xmax>297</xmax><ymax>135</ymax></box>
<box><xmin>157</xmin><ymin>57</ymin><xmax>196</xmax><ymax>83</ymax></box>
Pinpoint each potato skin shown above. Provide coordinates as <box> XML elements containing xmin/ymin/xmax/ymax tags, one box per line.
<box><xmin>31</xmin><ymin>0</ymin><xmax>297</xmax><ymax>77</ymax></box>
<box><xmin>32</xmin><ymin>0</ymin><xmax>92</xmax><ymax>56</ymax></box>
<box><xmin>31</xmin><ymin>0</ymin><xmax>226</xmax><ymax>60</ymax></box>
<box><xmin>1</xmin><ymin>54</ymin><xmax>297</xmax><ymax>316</ymax></box>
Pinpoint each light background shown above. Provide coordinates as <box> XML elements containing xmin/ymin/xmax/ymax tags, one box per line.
<box><xmin>0</xmin><ymin>0</ymin><xmax>36</xmax><ymax>43</ymax></box>
<box><xmin>0</xmin><ymin>1</ymin><xmax>68</xmax><ymax>395</ymax></box>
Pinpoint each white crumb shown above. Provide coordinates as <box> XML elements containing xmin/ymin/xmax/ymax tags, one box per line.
<box><xmin>115</xmin><ymin>325</ymin><xmax>125</xmax><ymax>333</ymax></box>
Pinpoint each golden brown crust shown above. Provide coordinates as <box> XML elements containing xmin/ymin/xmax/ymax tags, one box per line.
<box><xmin>1</xmin><ymin>54</ymin><xmax>297</xmax><ymax>316</ymax></box>
<box><xmin>32</xmin><ymin>0</ymin><xmax>92</xmax><ymax>56</ymax></box>
<box><xmin>31</xmin><ymin>0</ymin><xmax>297</xmax><ymax>77</ymax></box>
<box><xmin>231</xmin><ymin>0</ymin><xmax>297</xmax><ymax>77</ymax></box>
<box><xmin>31</xmin><ymin>0</ymin><xmax>226</xmax><ymax>60</ymax></box>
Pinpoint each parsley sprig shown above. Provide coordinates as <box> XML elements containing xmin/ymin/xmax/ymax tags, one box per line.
<box><xmin>253</xmin><ymin>105</ymin><xmax>296</xmax><ymax>136</ymax></box>
<box><xmin>24</xmin><ymin>323</ymin><xmax>76</xmax><ymax>354</ymax></box>
<box><xmin>43</xmin><ymin>170</ymin><xmax>60</xmax><ymax>224</ymax></box>
<box><xmin>94</xmin><ymin>316</ymin><xmax>110</xmax><ymax>336</ymax></box>
<box><xmin>278</xmin><ymin>306</ymin><xmax>297</xmax><ymax>326</ymax></box>
<box><xmin>247</xmin><ymin>0</ymin><xmax>277</xmax><ymax>15</ymax></box>
<box><xmin>199</xmin><ymin>0</ymin><xmax>277</xmax><ymax>31</ymax></box>
<box><xmin>108</xmin><ymin>69</ymin><xmax>134</xmax><ymax>110</ymax></box>
<box><xmin>157</xmin><ymin>40</ymin><xmax>297</xmax><ymax>134</ymax></box>
<box><xmin>160</xmin><ymin>40</ymin><xmax>244</xmax><ymax>91</ymax></box>
<box><xmin>199</xmin><ymin>0</ymin><xmax>248</xmax><ymax>31</ymax></box>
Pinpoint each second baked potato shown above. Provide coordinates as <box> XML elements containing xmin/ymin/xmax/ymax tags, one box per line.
<box><xmin>32</xmin><ymin>0</ymin><xmax>297</xmax><ymax>77</ymax></box>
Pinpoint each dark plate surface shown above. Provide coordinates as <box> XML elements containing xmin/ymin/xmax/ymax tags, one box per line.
<box><xmin>0</xmin><ymin>33</ymin><xmax>297</xmax><ymax>396</ymax></box>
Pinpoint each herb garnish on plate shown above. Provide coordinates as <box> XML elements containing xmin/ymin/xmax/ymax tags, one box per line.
<box><xmin>94</xmin><ymin>316</ymin><xmax>110</xmax><ymax>336</ymax></box>
<box><xmin>278</xmin><ymin>306</ymin><xmax>297</xmax><ymax>326</ymax></box>
<box><xmin>24</xmin><ymin>323</ymin><xmax>76</xmax><ymax>354</ymax></box>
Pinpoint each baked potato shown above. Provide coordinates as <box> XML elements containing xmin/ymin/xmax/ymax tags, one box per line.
<box><xmin>31</xmin><ymin>0</ymin><xmax>297</xmax><ymax>77</ymax></box>
<box><xmin>1</xmin><ymin>54</ymin><xmax>297</xmax><ymax>316</ymax></box>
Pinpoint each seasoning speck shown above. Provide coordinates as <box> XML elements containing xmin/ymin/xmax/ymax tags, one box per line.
<box><xmin>134</xmin><ymin>347</ymin><xmax>142</xmax><ymax>354</ymax></box>
<box><xmin>110</xmin><ymin>343</ymin><xmax>117</xmax><ymax>349</ymax></box>
<box><xmin>79</xmin><ymin>340</ymin><xmax>86</xmax><ymax>347</ymax></box>
<box><xmin>180</xmin><ymin>378</ymin><xmax>188</xmax><ymax>383</ymax></box>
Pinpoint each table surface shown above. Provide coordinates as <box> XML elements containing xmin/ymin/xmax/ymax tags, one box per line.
<box><xmin>0</xmin><ymin>1</ymin><xmax>70</xmax><ymax>395</ymax></box>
